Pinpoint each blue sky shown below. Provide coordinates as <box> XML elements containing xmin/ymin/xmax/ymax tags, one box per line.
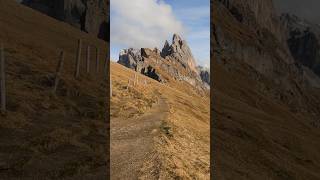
<box><xmin>168</xmin><ymin>0</ymin><xmax>210</xmax><ymax>67</ymax></box>
<box><xmin>110</xmin><ymin>0</ymin><xmax>210</xmax><ymax>68</ymax></box>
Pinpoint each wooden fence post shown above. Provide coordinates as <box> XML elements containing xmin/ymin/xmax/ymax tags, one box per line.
<box><xmin>86</xmin><ymin>45</ymin><xmax>90</xmax><ymax>73</ymax></box>
<box><xmin>104</xmin><ymin>57</ymin><xmax>108</xmax><ymax>79</ymax></box>
<box><xmin>96</xmin><ymin>47</ymin><xmax>99</xmax><ymax>73</ymax></box>
<box><xmin>53</xmin><ymin>51</ymin><xmax>64</xmax><ymax>94</ymax></box>
<box><xmin>0</xmin><ymin>43</ymin><xmax>6</xmax><ymax>114</ymax></box>
<box><xmin>75</xmin><ymin>39</ymin><xmax>82</xmax><ymax>78</ymax></box>
<box><xmin>110</xmin><ymin>79</ymin><xmax>112</xmax><ymax>97</ymax></box>
<box><xmin>134</xmin><ymin>74</ymin><xmax>137</xmax><ymax>86</ymax></box>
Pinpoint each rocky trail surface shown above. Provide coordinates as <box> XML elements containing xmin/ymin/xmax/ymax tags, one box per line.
<box><xmin>111</xmin><ymin>95</ymin><xmax>169</xmax><ymax>180</ymax></box>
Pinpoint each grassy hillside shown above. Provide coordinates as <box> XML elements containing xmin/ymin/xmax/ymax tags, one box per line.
<box><xmin>212</xmin><ymin>57</ymin><xmax>320</xmax><ymax>180</ymax></box>
<box><xmin>110</xmin><ymin>62</ymin><xmax>210</xmax><ymax>179</ymax></box>
<box><xmin>212</xmin><ymin>1</ymin><xmax>320</xmax><ymax>179</ymax></box>
<box><xmin>0</xmin><ymin>0</ymin><xmax>108</xmax><ymax>179</ymax></box>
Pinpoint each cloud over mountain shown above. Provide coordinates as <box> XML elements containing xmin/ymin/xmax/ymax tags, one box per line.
<box><xmin>111</xmin><ymin>0</ymin><xmax>184</xmax><ymax>49</ymax></box>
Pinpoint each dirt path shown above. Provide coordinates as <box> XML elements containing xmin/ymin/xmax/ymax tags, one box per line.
<box><xmin>110</xmin><ymin>96</ymin><xmax>169</xmax><ymax>180</ymax></box>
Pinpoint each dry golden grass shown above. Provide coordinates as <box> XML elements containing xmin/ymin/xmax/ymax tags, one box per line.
<box><xmin>0</xmin><ymin>0</ymin><xmax>108</xmax><ymax>179</ymax></box>
<box><xmin>110</xmin><ymin>62</ymin><xmax>210</xmax><ymax>179</ymax></box>
<box><xmin>110</xmin><ymin>63</ymin><xmax>159</xmax><ymax>119</ymax></box>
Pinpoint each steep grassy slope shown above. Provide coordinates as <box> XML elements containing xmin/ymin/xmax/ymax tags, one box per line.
<box><xmin>213</xmin><ymin>60</ymin><xmax>320</xmax><ymax>180</ymax></box>
<box><xmin>111</xmin><ymin>62</ymin><xmax>210</xmax><ymax>179</ymax></box>
<box><xmin>212</xmin><ymin>0</ymin><xmax>320</xmax><ymax>179</ymax></box>
<box><xmin>0</xmin><ymin>0</ymin><xmax>108</xmax><ymax>179</ymax></box>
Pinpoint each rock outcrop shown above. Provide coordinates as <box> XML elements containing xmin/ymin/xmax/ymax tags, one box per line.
<box><xmin>161</xmin><ymin>34</ymin><xmax>198</xmax><ymax>73</ymax></box>
<box><xmin>21</xmin><ymin>0</ymin><xmax>109</xmax><ymax>41</ymax></box>
<box><xmin>197</xmin><ymin>66</ymin><xmax>210</xmax><ymax>85</ymax></box>
<box><xmin>281</xmin><ymin>13</ymin><xmax>320</xmax><ymax>77</ymax></box>
<box><xmin>118</xmin><ymin>48</ymin><xmax>142</xmax><ymax>70</ymax></box>
<box><xmin>217</xmin><ymin>0</ymin><xmax>285</xmax><ymax>43</ymax></box>
<box><xmin>213</xmin><ymin>0</ymin><xmax>320</xmax><ymax>115</ymax></box>
<box><xmin>117</xmin><ymin>34</ymin><xmax>208</xmax><ymax>90</ymax></box>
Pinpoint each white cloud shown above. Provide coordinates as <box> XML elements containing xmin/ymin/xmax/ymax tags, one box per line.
<box><xmin>111</xmin><ymin>0</ymin><xmax>185</xmax><ymax>49</ymax></box>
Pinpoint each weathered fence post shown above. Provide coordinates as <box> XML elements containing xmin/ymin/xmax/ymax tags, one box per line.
<box><xmin>53</xmin><ymin>51</ymin><xmax>64</xmax><ymax>94</ymax></box>
<box><xmin>134</xmin><ymin>74</ymin><xmax>137</xmax><ymax>86</ymax></box>
<box><xmin>104</xmin><ymin>56</ymin><xmax>108</xmax><ymax>79</ymax></box>
<box><xmin>75</xmin><ymin>39</ymin><xmax>82</xmax><ymax>78</ymax></box>
<box><xmin>110</xmin><ymin>79</ymin><xmax>112</xmax><ymax>97</ymax></box>
<box><xmin>96</xmin><ymin>47</ymin><xmax>99</xmax><ymax>73</ymax></box>
<box><xmin>0</xmin><ymin>43</ymin><xmax>6</xmax><ymax>114</ymax></box>
<box><xmin>86</xmin><ymin>45</ymin><xmax>90</xmax><ymax>73</ymax></box>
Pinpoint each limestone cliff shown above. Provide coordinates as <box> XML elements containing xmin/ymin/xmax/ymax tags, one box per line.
<box><xmin>212</xmin><ymin>0</ymin><xmax>320</xmax><ymax>179</ymax></box>
<box><xmin>117</xmin><ymin>34</ymin><xmax>208</xmax><ymax>90</ymax></box>
<box><xmin>281</xmin><ymin>13</ymin><xmax>320</xmax><ymax>78</ymax></box>
<box><xmin>217</xmin><ymin>0</ymin><xmax>285</xmax><ymax>43</ymax></box>
<box><xmin>161</xmin><ymin>34</ymin><xmax>198</xmax><ymax>73</ymax></box>
<box><xmin>21</xmin><ymin>0</ymin><xmax>109</xmax><ymax>41</ymax></box>
<box><xmin>213</xmin><ymin>0</ymin><xmax>320</xmax><ymax>117</ymax></box>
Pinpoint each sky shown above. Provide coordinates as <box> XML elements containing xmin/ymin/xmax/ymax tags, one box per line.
<box><xmin>110</xmin><ymin>0</ymin><xmax>210</xmax><ymax>68</ymax></box>
<box><xmin>274</xmin><ymin>0</ymin><xmax>320</xmax><ymax>24</ymax></box>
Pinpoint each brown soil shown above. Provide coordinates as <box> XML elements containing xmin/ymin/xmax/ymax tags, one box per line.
<box><xmin>111</xmin><ymin>97</ymin><xmax>169</xmax><ymax>180</ymax></box>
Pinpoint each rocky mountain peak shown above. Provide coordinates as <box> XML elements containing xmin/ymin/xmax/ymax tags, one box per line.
<box><xmin>161</xmin><ymin>40</ymin><xmax>171</xmax><ymax>57</ymax></box>
<box><xmin>164</xmin><ymin>40</ymin><xmax>170</xmax><ymax>47</ymax></box>
<box><xmin>117</xmin><ymin>34</ymin><xmax>208</xmax><ymax>90</ymax></box>
<box><xmin>161</xmin><ymin>34</ymin><xmax>197</xmax><ymax>73</ymax></box>
<box><xmin>197</xmin><ymin>66</ymin><xmax>210</xmax><ymax>86</ymax></box>
<box><xmin>172</xmin><ymin>33</ymin><xmax>183</xmax><ymax>44</ymax></box>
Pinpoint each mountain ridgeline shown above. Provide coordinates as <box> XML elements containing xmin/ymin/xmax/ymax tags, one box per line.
<box><xmin>213</xmin><ymin>0</ymin><xmax>320</xmax><ymax>114</ymax></box>
<box><xmin>117</xmin><ymin>34</ymin><xmax>210</xmax><ymax>90</ymax></box>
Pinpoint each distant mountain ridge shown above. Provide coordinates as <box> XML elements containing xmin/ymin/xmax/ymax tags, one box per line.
<box><xmin>214</xmin><ymin>0</ymin><xmax>320</xmax><ymax>99</ymax></box>
<box><xmin>117</xmin><ymin>34</ymin><xmax>210</xmax><ymax>90</ymax></box>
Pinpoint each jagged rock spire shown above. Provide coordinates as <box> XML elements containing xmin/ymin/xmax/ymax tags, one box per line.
<box><xmin>173</xmin><ymin>33</ymin><xmax>182</xmax><ymax>43</ymax></box>
<box><xmin>117</xmin><ymin>34</ymin><xmax>206</xmax><ymax>88</ymax></box>
<box><xmin>161</xmin><ymin>34</ymin><xmax>198</xmax><ymax>72</ymax></box>
<box><xmin>161</xmin><ymin>40</ymin><xmax>171</xmax><ymax>57</ymax></box>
